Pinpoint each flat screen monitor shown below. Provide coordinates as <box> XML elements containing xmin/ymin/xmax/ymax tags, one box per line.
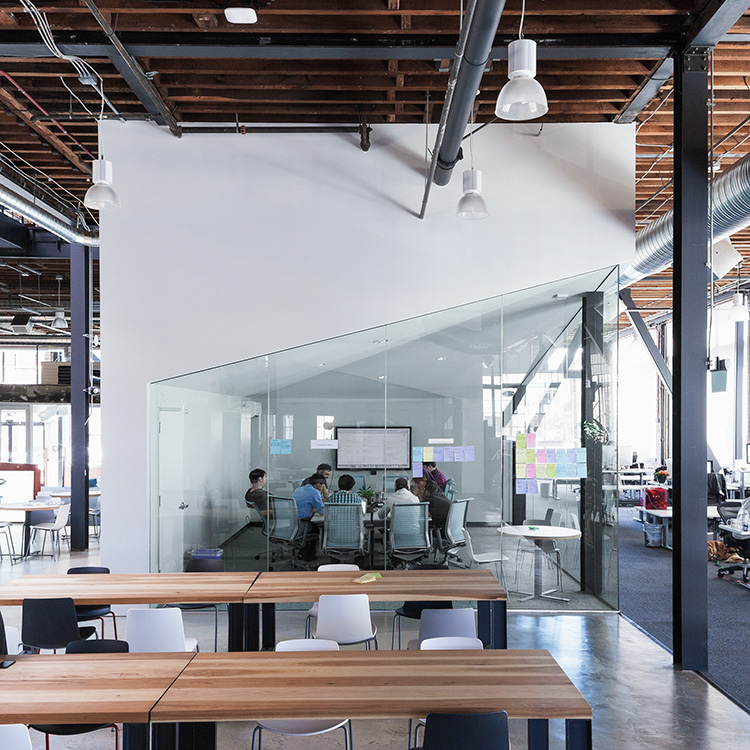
<box><xmin>335</xmin><ymin>427</ymin><xmax>412</xmax><ymax>470</ymax></box>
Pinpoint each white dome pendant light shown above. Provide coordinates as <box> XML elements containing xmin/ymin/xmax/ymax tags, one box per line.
<box><xmin>457</xmin><ymin>107</ymin><xmax>488</xmax><ymax>220</ymax></box>
<box><xmin>495</xmin><ymin>0</ymin><xmax>548</xmax><ymax>121</ymax></box>
<box><xmin>84</xmin><ymin>121</ymin><xmax>120</xmax><ymax>210</ymax></box>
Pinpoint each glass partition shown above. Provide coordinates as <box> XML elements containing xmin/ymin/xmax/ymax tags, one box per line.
<box><xmin>150</xmin><ymin>266</ymin><xmax>619</xmax><ymax>611</ymax></box>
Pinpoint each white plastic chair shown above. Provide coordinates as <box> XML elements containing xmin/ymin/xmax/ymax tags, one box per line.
<box><xmin>252</xmin><ymin>638</ymin><xmax>352</xmax><ymax>750</ymax></box>
<box><xmin>314</xmin><ymin>594</ymin><xmax>378</xmax><ymax>649</ymax></box>
<box><xmin>0</xmin><ymin>521</ymin><xmax>16</xmax><ymax>563</ymax></box>
<box><xmin>419</xmin><ymin>636</ymin><xmax>484</xmax><ymax>650</ymax></box>
<box><xmin>125</xmin><ymin>608</ymin><xmax>198</xmax><ymax>653</ymax></box>
<box><xmin>304</xmin><ymin>564</ymin><xmax>360</xmax><ymax>638</ymax></box>
<box><xmin>463</xmin><ymin>527</ymin><xmax>508</xmax><ymax>590</ymax></box>
<box><xmin>28</xmin><ymin>503</ymin><xmax>70</xmax><ymax>559</ymax></box>
<box><xmin>406</xmin><ymin>607</ymin><xmax>476</xmax><ymax>650</ymax></box>
<box><xmin>0</xmin><ymin>724</ymin><xmax>32</xmax><ymax>750</ymax></box>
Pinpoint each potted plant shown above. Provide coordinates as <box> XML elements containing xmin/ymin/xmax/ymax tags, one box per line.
<box><xmin>358</xmin><ymin>485</ymin><xmax>375</xmax><ymax>501</ymax></box>
<box><xmin>654</xmin><ymin>470</ymin><xmax>669</xmax><ymax>484</ymax></box>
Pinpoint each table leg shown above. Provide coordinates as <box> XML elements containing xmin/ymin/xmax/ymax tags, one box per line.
<box><xmin>123</xmin><ymin>723</ymin><xmax>176</xmax><ymax>750</ymax></box>
<box><xmin>261</xmin><ymin>603</ymin><xmax>276</xmax><ymax>650</ymax></box>
<box><xmin>515</xmin><ymin>542</ymin><xmax>570</xmax><ymax>603</ymax></box>
<box><xmin>244</xmin><ymin>603</ymin><xmax>261</xmax><ymax>651</ymax></box>
<box><xmin>565</xmin><ymin>719</ymin><xmax>592</xmax><ymax>750</ymax></box>
<box><xmin>528</xmin><ymin>719</ymin><xmax>549</xmax><ymax>750</ymax></box>
<box><xmin>227</xmin><ymin>603</ymin><xmax>245</xmax><ymax>652</ymax></box>
<box><xmin>177</xmin><ymin>722</ymin><xmax>217</xmax><ymax>750</ymax></box>
<box><xmin>477</xmin><ymin>600</ymin><xmax>507</xmax><ymax>649</ymax></box>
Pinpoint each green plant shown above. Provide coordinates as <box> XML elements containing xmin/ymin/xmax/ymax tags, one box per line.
<box><xmin>358</xmin><ymin>485</ymin><xmax>375</xmax><ymax>500</ymax></box>
<box><xmin>654</xmin><ymin>471</ymin><xmax>668</xmax><ymax>483</ymax></box>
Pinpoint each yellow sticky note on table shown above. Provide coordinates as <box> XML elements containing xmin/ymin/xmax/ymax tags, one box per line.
<box><xmin>422</xmin><ymin>447</ymin><xmax>434</xmax><ymax>461</ymax></box>
<box><xmin>353</xmin><ymin>572</ymin><xmax>382</xmax><ymax>584</ymax></box>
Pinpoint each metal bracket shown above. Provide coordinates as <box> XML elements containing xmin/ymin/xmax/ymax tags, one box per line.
<box><xmin>682</xmin><ymin>47</ymin><xmax>709</xmax><ymax>73</ymax></box>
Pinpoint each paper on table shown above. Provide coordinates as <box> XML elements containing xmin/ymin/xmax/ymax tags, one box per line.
<box><xmin>353</xmin><ymin>572</ymin><xmax>382</xmax><ymax>584</ymax></box>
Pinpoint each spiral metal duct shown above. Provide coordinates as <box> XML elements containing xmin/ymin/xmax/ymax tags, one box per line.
<box><xmin>622</xmin><ymin>151</ymin><xmax>750</xmax><ymax>286</ymax></box>
<box><xmin>0</xmin><ymin>182</ymin><xmax>99</xmax><ymax>246</ymax></box>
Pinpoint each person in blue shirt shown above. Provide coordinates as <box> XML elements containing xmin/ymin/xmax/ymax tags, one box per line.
<box><xmin>293</xmin><ymin>473</ymin><xmax>326</xmax><ymax>562</ymax></box>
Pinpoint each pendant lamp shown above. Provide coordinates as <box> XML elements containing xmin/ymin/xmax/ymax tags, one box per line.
<box><xmin>495</xmin><ymin>38</ymin><xmax>548</xmax><ymax>121</ymax></box>
<box><xmin>456</xmin><ymin>169</ymin><xmax>489</xmax><ymax>220</ymax></box>
<box><xmin>84</xmin><ymin>157</ymin><xmax>120</xmax><ymax>210</ymax></box>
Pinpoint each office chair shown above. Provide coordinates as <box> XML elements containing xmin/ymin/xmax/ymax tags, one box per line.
<box><xmin>717</xmin><ymin>501</ymin><xmax>750</xmax><ymax>582</ymax></box>
<box><xmin>389</xmin><ymin>502</ymin><xmax>431</xmax><ymax>569</ymax></box>
<box><xmin>21</xmin><ymin>597</ymin><xmax>97</xmax><ymax>653</ymax></box>
<box><xmin>415</xmin><ymin>711</ymin><xmax>510</xmax><ymax>750</ymax></box>
<box><xmin>432</xmin><ymin>499</ymin><xmax>469</xmax><ymax>564</ymax></box>
<box><xmin>322</xmin><ymin>503</ymin><xmax>365</xmax><ymax>564</ymax></box>
<box><xmin>67</xmin><ymin>566</ymin><xmax>119</xmax><ymax>639</ymax></box>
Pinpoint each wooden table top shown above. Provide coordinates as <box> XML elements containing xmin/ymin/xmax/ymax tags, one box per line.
<box><xmin>245</xmin><ymin>568</ymin><xmax>506</xmax><ymax>603</ymax></box>
<box><xmin>151</xmin><ymin>650</ymin><xmax>591</xmax><ymax>723</ymax></box>
<box><xmin>0</xmin><ymin>572</ymin><xmax>259</xmax><ymax>605</ymax></box>
<box><xmin>0</xmin><ymin>652</ymin><xmax>194</xmax><ymax>724</ymax></box>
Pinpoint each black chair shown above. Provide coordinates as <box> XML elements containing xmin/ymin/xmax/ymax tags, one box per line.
<box><xmin>708</xmin><ymin>472</ymin><xmax>727</xmax><ymax>505</ymax></box>
<box><xmin>717</xmin><ymin>501</ymin><xmax>750</xmax><ymax>582</ymax></box>
<box><xmin>415</xmin><ymin>710</ymin><xmax>510</xmax><ymax>750</ymax></box>
<box><xmin>391</xmin><ymin>562</ymin><xmax>453</xmax><ymax>649</ymax></box>
<box><xmin>166</xmin><ymin>557</ymin><xmax>225</xmax><ymax>651</ymax></box>
<box><xmin>67</xmin><ymin>566</ymin><xmax>118</xmax><ymax>639</ymax></box>
<box><xmin>21</xmin><ymin>597</ymin><xmax>97</xmax><ymax>652</ymax></box>
<box><xmin>30</xmin><ymin>638</ymin><xmax>129</xmax><ymax>750</ymax></box>
<box><xmin>0</xmin><ymin>609</ymin><xmax>7</xmax><ymax>654</ymax></box>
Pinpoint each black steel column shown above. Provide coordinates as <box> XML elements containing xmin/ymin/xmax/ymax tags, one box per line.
<box><xmin>580</xmin><ymin>292</ymin><xmax>604</xmax><ymax>595</ymax></box>
<box><xmin>672</xmin><ymin>46</ymin><xmax>709</xmax><ymax>671</ymax></box>
<box><xmin>70</xmin><ymin>242</ymin><xmax>92</xmax><ymax>550</ymax></box>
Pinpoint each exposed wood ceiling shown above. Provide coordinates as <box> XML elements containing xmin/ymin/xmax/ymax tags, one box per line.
<box><xmin>0</xmin><ymin>1</ymin><xmax>748</xmax><ymax>337</ymax></box>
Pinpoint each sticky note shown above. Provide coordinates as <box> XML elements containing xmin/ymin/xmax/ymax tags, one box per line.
<box><xmin>537</xmin><ymin>463</ymin><xmax>547</xmax><ymax>478</ymax></box>
<box><xmin>578</xmin><ymin>464</ymin><xmax>587</xmax><ymax>478</ymax></box>
<box><xmin>526</xmin><ymin>433</ymin><xmax>536</xmax><ymax>448</ymax></box>
<box><xmin>556</xmin><ymin>449</ymin><xmax>567</xmax><ymax>464</ymax></box>
<box><xmin>546</xmin><ymin>449</ymin><xmax>556</xmax><ymax>463</ymax></box>
<box><xmin>527</xmin><ymin>479</ymin><xmax>539</xmax><ymax>494</ymax></box>
<box><xmin>270</xmin><ymin>439</ymin><xmax>282</xmax><ymax>455</ymax></box>
<box><xmin>454</xmin><ymin>446</ymin><xmax>465</xmax><ymax>461</ymax></box>
<box><xmin>443</xmin><ymin>446</ymin><xmax>454</xmax><ymax>462</ymax></box>
<box><xmin>557</xmin><ymin>464</ymin><xmax>567</xmax><ymax>478</ymax></box>
<box><xmin>432</xmin><ymin>447</ymin><xmax>444</xmax><ymax>461</ymax></box>
<box><xmin>422</xmin><ymin>447</ymin><xmax>434</xmax><ymax>462</ymax></box>
<box><xmin>517</xmin><ymin>464</ymin><xmax>527</xmax><ymax>478</ymax></box>
<box><xmin>576</xmin><ymin>448</ymin><xmax>586</xmax><ymax>462</ymax></box>
<box><xmin>537</xmin><ymin>449</ymin><xmax>546</xmax><ymax>463</ymax></box>
<box><xmin>516</xmin><ymin>433</ymin><xmax>526</xmax><ymax>449</ymax></box>
<box><xmin>567</xmin><ymin>463</ymin><xmax>577</xmax><ymax>477</ymax></box>
<box><xmin>464</xmin><ymin>446</ymin><xmax>475</xmax><ymax>461</ymax></box>
<box><xmin>567</xmin><ymin>449</ymin><xmax>577</xmax><ymax>463</ymax></box>
<box><xmin>281</xmin><ymin>439</ymin><xmax>292</xmax><ymax>455</ymax></box>
<box><xmin>412</xmin><ymin>462</ymin><xmax>423</xmax><ymax>478</ymax></box>
<box><xmin>412</xmin><ymin>447</ymin><xmax>423</xmax><ymax>462</ymax></box>
<box><xmin>547</xmin><ymin>463</ymin><xmax>557</xmax><ymax>478</ymax></box>
<box><xmin>524</xmin><ymin>449</ymin><xmax>534</xmax><ymax>464</ymax></box>
<box><xmin>527</xmin><ymin>464</ymin><xmax>536</xmax><ymax>479</ymax></box>
<box><xmin>515</xmin><ymin>479</ymin><xmax>527</xmax><ymax>494</ymax></box>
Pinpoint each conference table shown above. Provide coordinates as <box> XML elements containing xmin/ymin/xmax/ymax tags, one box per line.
<box><xmin>0</xmin><ymin>650</ymin><xmax>592</xmax><ymax>750</ymax></box>
<box><xmin>0</xmin><ymin>572</ymin><xmax>259</xmax><ymax>652</ymax></box>
<box><xmin>499</xmin><ymin>525</ymin><xmax>582</xmax><ymax>603</ymax></box>
<box><xmin>244</xmin><ymin>568</ymin><xmax>508</xmax><ymax>650</ymax></box>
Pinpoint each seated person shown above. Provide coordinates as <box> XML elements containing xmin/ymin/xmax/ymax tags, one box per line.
<box><xmin>422</xmin><ymin>461</ymin><xmax>448</xmax><ymax>491</ymax></box>
<box><xmin>328</xmin><ymin>474</ymin><xmax>362</xmax><ymax>504</ymax></box>
<box><xmin>424</xmin><ymin>478</ymin><xmax>451</xmax><ymax>533</ymax></box>
<box><xmin>316</xmin><ymin>463</ymin><xmax>332</xmax><ymax>502</ymax></box>
<box><xmin>244</xmin><ymin>468</ymin><xmax>270</xmax><ymax>517</ymax></box>
<box><xmin>293</xmin><ymin>473</ymin><xmax>326</xmax><ymax>561</ymax></box>
<box><xmin>410</xmin><ymin>476</ymin><xmax>427</xmax><ymax>501</ymax></box>
<box><xmin>378</xmin><ymin>477</ymin><xmax>419</xmax><ymax>519</ymax></box>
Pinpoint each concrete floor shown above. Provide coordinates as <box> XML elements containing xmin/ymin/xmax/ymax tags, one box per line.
<box><xmin>2</xmin><ymin>542</ymin><xmax>750</xmax><ymax>749</ymax></box>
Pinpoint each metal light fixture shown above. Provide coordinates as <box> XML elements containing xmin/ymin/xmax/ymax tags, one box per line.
<box><xmin>457</xmin><ymin>169</ymin><xmax>488</xmax><ymax>219</ymax></box>
<box><xmin>84</xmin><ymin>157</ymin><xmax>120</xmax><ymax>210</ymax></box>
<box><xmin>495</xmin><ymin>1</ymin><xmax>548</xmax><ymax>121</ymax></box>
<box><xmin>51</xmin><ymin>274</ymin><xmax>67</xmax><ymax>329</ymax></box>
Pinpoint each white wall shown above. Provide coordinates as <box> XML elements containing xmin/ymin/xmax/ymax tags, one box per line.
<box><xmin>100</xmin><ymin>121</ymin><xmax>634</xmax><ymax>571</ymax></box>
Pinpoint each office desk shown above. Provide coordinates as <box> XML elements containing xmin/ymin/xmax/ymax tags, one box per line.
<box><xmin>151</xmin><ymin>650</ymin><xmax>592</xmax><ymax>750</ymax></box>
<box><xmin>0</xmin><ymin>652</ymin><xmax>194</xmax><ymax>750</ymax></box>
<box><xmin>0</xmin><ymin>572</ymin><xmax>259</xmax><ymax>651</ymax></box>
<box><xmin>636</xmin><ymin>507</ymin><xmax>720</xmax><ymax>549</ymax></box>
<box><xmin>718</xmin><ymin>523</ymin><xmax>750</xmax><ymax>540</ymax></box>
<box><xmin>244</xmin><ymin>568</ymin><xmax>507</xmax><ymax>650</ymax></box>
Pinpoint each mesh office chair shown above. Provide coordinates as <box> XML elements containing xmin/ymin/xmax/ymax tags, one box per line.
<box><xmin>389</xmin><ymin>502</ymin><xmax>431</xmax><ymax>569</ymax></box>
<box><xmin>443</xmin><ymin>478</ymin><xmax>456</xmax><ymax>501</ymax></box>
<box><xmin>717</xmin><ymin>501</ymin><xmax>750</xmax><ymax>582</ymax></box>
<box><xmin>266</xmin><ymin>496</ymin><xmax>302</xmax><ymax>570</ymax></box>
<box><xmin>322</xmin><ymin>503</ymin><xmax>365</xmax><ymax>564</ymax></box>
<box><xmin>433</xmin><ymin>499</ymin><xmax>469</xmax><ymax>564</ymax></box>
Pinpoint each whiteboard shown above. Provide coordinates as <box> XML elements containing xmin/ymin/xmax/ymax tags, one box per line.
<box><xmin>335</xmin><ymin>427</ymin><xmax>412</xmax><ymax>470</ymax></box>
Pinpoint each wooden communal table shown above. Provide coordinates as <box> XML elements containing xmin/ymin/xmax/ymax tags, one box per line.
<box><xmin>0</xmin><ymin>572</ymin><xmax>259</xmax><ymax>651</ymax></box>
<box><xmin>0</xmin><ymin>652</ymin><xmax>195</xmax><ymax>750</ymax></box>
<box><xmin>244</xmin><ymin>568</ymin><xmax>507</xmax><ymax>650</ymax></box>
<box><xmin>151</xmin><ymin>650</ymin><xmax>592</xmax><ymax>750</ymax></box>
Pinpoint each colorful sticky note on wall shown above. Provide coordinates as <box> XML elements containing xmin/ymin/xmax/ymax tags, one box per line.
<box><xmin>537</xmin><ymin>463</ymin><xmax>548</xmax><ymax>478</ymax></box>
<box><xmin>537</xmin><ymin>449</ymin><xmax>546</xmax><ymax>463</ymax></box>
<box><xmin>464</xmin><ymin>446</ymin><xmax>475</xmax><ymax>461</ymax></box>
<box><xmin>556</xmin><ymin>449</ymin><xmax>566</xmax><ymax>464</ymax></box>
<box><xmin>577</xmin><ymin>464</ymin><xmax>587</xmax><ymax>478</ymax></box>
<box><xmin>413</xmin><ymin>462</ymin><xmax>423</xmax><ymax>478</ymax></box>
<box><xmin>443</xmin><ymin>446</ymin><xmax>454</xmax><ymax>462</ymax></box>
<box><xmin>516</xmin><ymin>433</ymin><xmax>526</xmax><ymax>449</ymax></box>
<box><xmin>454</xmin><ymin>446</ymin><xmax>465</xmax><ymax>461</ymax></box>
<box><xmin>432</xmin><ymin>447</ymin><xmax>444</xmax><ymax>461</ymax></box>
<box><xmin>517</xmin><ymin>463</ymin><xmax>527</xmax><ymax>478</ymax></box>
<box><xmin>280</xmin><ymin>439</ymin><xmax>292</xmax><ymax>454</ymax></box>
<box><xmin>567</xmin><ymin>449</ymin><xmax>577</xmax><ymax>463</ymax></box>
<box><xmin>412</xmin><ymin>447</ymin><xmax>423</xmax><ymax>462</ymax></box>
<box><xmin>576</xmin><ymin>448</ymin><xmax>586</xmax><ymax>462</ymax></box>
<box><xmin>547</xmin><ymin>463</ymin><xmax>557</xmax><ymax>478</ymax></box>
<box><xmin>557</xmin><ymin>464</ymin><xmax>567</xmax><ymax>478</ymax></box>
<box><xmin>527</xmin><ymin>464</ymin><xmax>536</xmax><ymax>479</ymax></box>
<box><xmin>515</xmin><ymin>479</ymin><xmax>527</xmax><ymax>494</ymax></box>
<box><xmin>526</xmin><ymin>433</ymin><xmax>536</xmax><ymax>448</ymax></box>
<box><xmin>422</xmin><ymin>446</ymin><xmax>434</xmax><ymax>462</ymax></box>
<box><xmin>270</xmin><ymin>439</ymin><xmax>282</xmax><ymax>455</ymax></box>
<box><xmin>546</xmin><ymin>449</ymin><xmax>556</xmax><ymax>463</ymax></box>
<box><xmin>527</xmin><ymin>479</ymin><xmax>539</xmax><ymax>494</ymax></box>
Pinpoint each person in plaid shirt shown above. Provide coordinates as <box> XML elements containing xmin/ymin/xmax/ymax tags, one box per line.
<box><xmin>327</xmin><ymin>474</ymin><xmax>362</xmax><ymax>503</ymax></box>
<box><xmin>422</xmin><ymin>461</ymin><xmax>448</xmax><ymax>491</ymax></box>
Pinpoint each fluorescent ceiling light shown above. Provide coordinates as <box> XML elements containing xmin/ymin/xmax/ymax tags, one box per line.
<box><xmin>224</xmin><ymin>7</ymin><xmax>258</xmax><ymax>23</ymax></box>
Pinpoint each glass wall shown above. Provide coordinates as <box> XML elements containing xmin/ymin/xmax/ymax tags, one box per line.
<box><xmin>150</xmin><ymin>267</ymin><xmax>619</xmax><ymax>611</ymax></box>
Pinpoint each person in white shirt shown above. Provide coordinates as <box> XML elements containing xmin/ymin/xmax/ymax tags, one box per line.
<box><xmin>378</xmin><ymin>477</ymin><xmax>419</xmax><ymax>519</ymax></box>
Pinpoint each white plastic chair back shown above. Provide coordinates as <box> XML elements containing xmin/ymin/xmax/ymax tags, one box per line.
<box><xmin>276</xmin><ymin>638</ymin><xmax>339</xmax><ymax>652</ymax></box>
<box><xmin>125</xmin><ymin>608</ymin><xmax>197</xmax><ymax>653</ymax></box>
<box><xmin>420</xmin><ymin>636</ymin><xmax>484</xmax><ymax>650</ymax></box>
<box><xmin>316</xmin><ymin>564</ymin><xmax>359</xmax><ymax>571</ymax></box>
<box><xmin>417</xmin><ymin>608</ymin><xmax>476</xmax><ymax>645</ymax></box>
<box><xmin>0</xmin><ymin>725</ymin><xmax>32</xmax><ymax>750</ymax></box>
<box><xmin>3</xmin><ymin>625</ymin><xmax>20</xmax><ymax>654</ymax></box>
<box><xmin>51</xmin><ymin>503</ymin><xmax>70</xmax><ymax>530</ymax></box>
<box><xmin>315</xmin><ymin>594</ymin><xmax>375</xmax><ymax>644</ymax></box>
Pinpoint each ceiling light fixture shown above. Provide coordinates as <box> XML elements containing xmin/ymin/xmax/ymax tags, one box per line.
<box><xmin>457</xmin><ymin>107</ymin><xmax>488</xmax><ymax>220</ymax></box>
<box><xmin>495</xmin><ymin>0</ymin><xmax>548</xmax><ymax>121</ymax></box>
<box><xmin>224</xmin><ymin>6</ymin><xmax>258</xmax><ymax>24</ymax></box>
<box><xmin>84</xmin><ymin>157</ymin><xmax>120</xmax><ymax>210</ymax></box>
<box><xmin>51</xmin><ymin>273</ymin><xmax>67</xmax><ymax>329</ymax></box>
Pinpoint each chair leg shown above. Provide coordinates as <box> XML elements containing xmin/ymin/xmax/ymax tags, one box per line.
<box><xmin>251</xmin><ymin>724</ymin><xmax>262</xmax><ymax>750</ymax></box>
<box><xmin>109</xmin><ymin>612</ymin><xmax>119</xmax><ymax>639</ymax></box>
<box><xmin>213</xmin><ymin>604</ymin><xmax>219</xmax><ymax>652</ymax></box>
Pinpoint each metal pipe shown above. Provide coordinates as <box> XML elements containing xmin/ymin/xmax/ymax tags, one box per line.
<box><xmin>624</xmin><ymin>148</ymin><xmax>750</xmax><ymax>286</ymax></box>
<box><xmin>0</xmin><ymin>182</ymin><xmax>99</xmax><ymax>246</ymax></box>
<box><xmin>433</xmin><ymin>0</ymin><xmax>506</xmax><ymax>187</ymax></box>
<box><xmin>419</xmin><ymin>0</ymin><xmax>480</xmax><ymax>219</ymax></box>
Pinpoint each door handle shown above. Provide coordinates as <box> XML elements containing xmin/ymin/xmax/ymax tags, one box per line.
<box><xmin>178</xmin><ymin>502</ymin><xmax>189</xmax><ymax>510</ymax></box>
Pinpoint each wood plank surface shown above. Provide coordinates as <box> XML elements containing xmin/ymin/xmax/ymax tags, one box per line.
<box><xmin>151</xmin><ymin>650</ymin><xmax>591</xmax><ymax>722</ymax></box>
<box><xmin>0</xmin><ymin>572</ymin><xmax>259</xmax><ymax>605</ymax></box>
<box><xmin>0</xmin><ymin>653</ymin><xmax>194</xmax><ymax>724</ymax></box>
<box><xmin>245</xmin><ymin>568</ymin><xmax>506</xmax><ymax>603</ymax></box>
